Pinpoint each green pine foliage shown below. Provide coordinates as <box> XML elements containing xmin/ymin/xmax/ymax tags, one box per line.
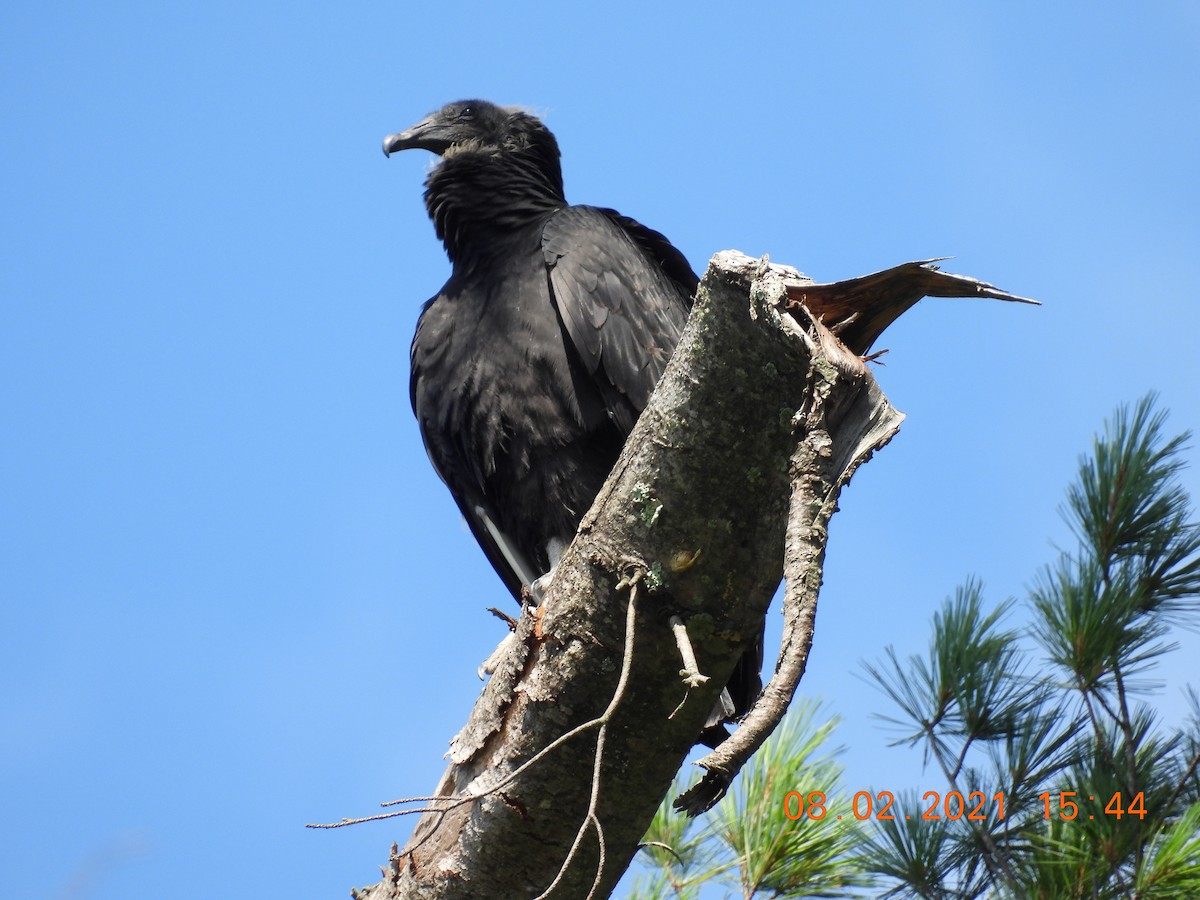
<box><xmin>630</xmin><ymin>701</ymin><xmax>871</xmax><ymax>898</ymax></box>
<box><xmin>860</xmin><ymin>394</ymin><xmax>1200</xmax><ymax>897</ymax></box>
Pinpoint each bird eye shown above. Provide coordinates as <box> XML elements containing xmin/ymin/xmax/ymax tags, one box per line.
<box><xmin>459</xmin><ymin>106</ymin><xmax>475</xmax><ymax>120</ymax></box>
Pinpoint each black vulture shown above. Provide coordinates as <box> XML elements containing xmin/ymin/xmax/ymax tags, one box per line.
<box><xmin>384</xmin><ymin>100</ymin><xmax>759</xmax><ymax>740</ymax></box>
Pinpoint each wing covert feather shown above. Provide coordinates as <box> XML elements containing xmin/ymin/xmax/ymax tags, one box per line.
<box><xmin>542</xmin><ymin>206</ymin><xmax>694</xmax><ymax>427</ymax></box>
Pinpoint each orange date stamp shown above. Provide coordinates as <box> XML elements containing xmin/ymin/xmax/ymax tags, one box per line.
<box><xmin>783</xmin><ymin>790</ymin><xmax>1148</xmax><ymax>822</ymax></box>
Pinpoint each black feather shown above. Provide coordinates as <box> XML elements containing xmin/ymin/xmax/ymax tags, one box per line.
<box><xmin>390</xmin><ymin>100</ymin><xmax>760</xmax><ymax>728</ymax></box>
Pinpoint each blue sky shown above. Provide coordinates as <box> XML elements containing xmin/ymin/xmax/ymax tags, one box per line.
<box><xmin>3</xmin><ymin>2</ymin><xmax>1198</xmax><ymax>897</ymax></box>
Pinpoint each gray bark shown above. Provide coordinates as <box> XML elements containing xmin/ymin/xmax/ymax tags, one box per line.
<box><xmin>345</xmin><ymin>251</ymin><xmax>1036</xmax><ymax>899</ymax></box>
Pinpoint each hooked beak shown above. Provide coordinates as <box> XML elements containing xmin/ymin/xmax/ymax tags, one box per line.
<box><xmin>382</xmin><ymin>116</ymin><xmax>454</xmax><ymax>157</ymax></box>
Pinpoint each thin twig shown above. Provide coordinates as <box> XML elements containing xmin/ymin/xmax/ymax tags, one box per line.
<box><xmin>533</xmin><ymin>576</ymin><xmax>642</xmax><ymax>899</ymax></box>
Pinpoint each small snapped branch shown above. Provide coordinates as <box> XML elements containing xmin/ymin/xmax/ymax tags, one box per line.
<box><xmin>668</xmin><ymin>615</ymin><xmax>712</xmax><ymax>690</ymax></box>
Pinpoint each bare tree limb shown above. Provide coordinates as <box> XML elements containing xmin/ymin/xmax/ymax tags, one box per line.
<box><xmin>342</xmin><ymin>251</ymin><xmax>1036</xmax><ymax>898</ymax></box>
<box><xmin>675</xmin><ymin>257</ymin><xmax>906</xmax><ymax>814</ymax></box>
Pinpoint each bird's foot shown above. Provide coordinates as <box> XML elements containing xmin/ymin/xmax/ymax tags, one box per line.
<box><xmin>477</xmin><ymin>630</ymin><xmax>520</xmax><ymax>679</ymax></box>
<box><xmin>526</xmin><ymin>566</ymin><xmax>557</xmax><ymax>605</ymax></box>
<box><xmin>476</xmin><ymin>607</ymin><xmax>521</xmax><ymax>679</ymax></box>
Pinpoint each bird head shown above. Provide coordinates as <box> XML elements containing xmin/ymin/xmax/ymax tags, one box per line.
<box><xmin>383</xmin><ymin>100</ymin><xmax>548</xmax><ymax>158</ymax></box>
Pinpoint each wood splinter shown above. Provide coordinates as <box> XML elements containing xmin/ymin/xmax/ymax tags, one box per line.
<box><xmin>668</xmin><ymin>615</ymin><xmax>710</xmax><ymax>689</ymax></box>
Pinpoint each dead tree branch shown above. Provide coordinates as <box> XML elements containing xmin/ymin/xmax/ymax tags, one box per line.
<box><xmin>344</xmin><ymin>251</ymin><xmax>1036</xmax><ymax>898</ymax></box>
